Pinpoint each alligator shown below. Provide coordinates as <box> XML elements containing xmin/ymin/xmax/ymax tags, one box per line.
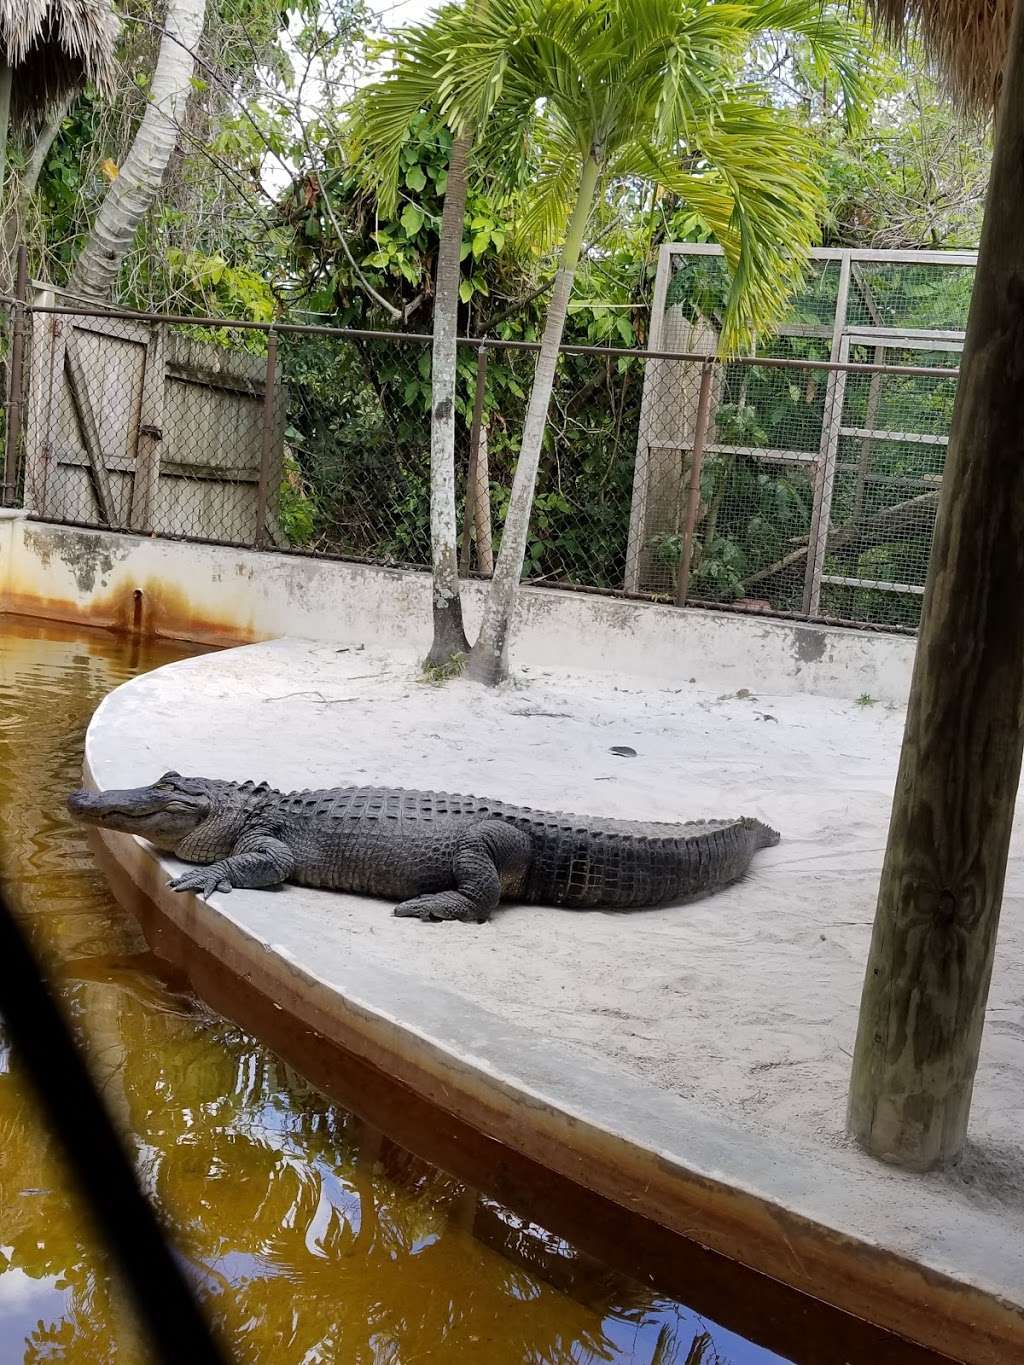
<box><xmin>67</xmin><ymin>772</ymin><xmax>780</xmax><ymax>923</ymax></box>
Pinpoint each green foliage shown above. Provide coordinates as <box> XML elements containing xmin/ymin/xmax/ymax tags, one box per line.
<box><xmin>355</xmin><ymin>0</ymin><xmax>863</xmax><ymax>351</ymax></box>
<box><xmin>164</xmin><ymin>248</ymin><xmax>277</xmax><ymax>320</ymax></box>
<box><xmin>277</xmin><ymin>449</ymin><xmax>318</xmax><ymax>546</ymax></box>
<box><xmin>420</xmin><ymin>652</ymin><xmax>467</xmax><ymax>683</ymax></box>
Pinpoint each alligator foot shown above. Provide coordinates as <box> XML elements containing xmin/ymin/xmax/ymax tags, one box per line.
<box><xmin>393</xmin><ymin>892</ymin><xmax>488</xmax><ymax>923</ymax></box>
<box><xmin>168</xmin><ymin>868</ymin><xmax>233</xmax><ymax>897</ymax></box>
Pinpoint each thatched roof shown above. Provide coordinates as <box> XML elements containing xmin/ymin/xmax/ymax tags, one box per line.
<box><xmin>867</xmin><ymin>0</ymin><xmax>1012</xmax><ymax>110</ymax></box>
<box><xmin>1</xmin><ymin>0</ymin><xmax>119</xmax><ymax>124</ymax></box>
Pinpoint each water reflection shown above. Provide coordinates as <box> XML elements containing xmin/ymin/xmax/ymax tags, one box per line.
<box><xmin>0</xmin><ymin>618</ymin><xmax>779</xmax><ymax>1364</ymax></box>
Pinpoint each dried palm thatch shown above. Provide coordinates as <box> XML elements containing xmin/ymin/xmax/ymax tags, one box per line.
<box><xmin>0</xmin><ymin>0</ymin><xmax>119</xmax><ymax>123</ymax></box>
<box><xmin>866</xmin><ymin>0</ymin><xmax>1013</xmax><ymax>110</ymax></box>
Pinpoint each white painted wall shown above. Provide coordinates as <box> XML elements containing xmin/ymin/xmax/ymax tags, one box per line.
<box><xmin>0</xmin><ymin>516</ymin><xmax>918</xmax><ymax>702</ymax></box>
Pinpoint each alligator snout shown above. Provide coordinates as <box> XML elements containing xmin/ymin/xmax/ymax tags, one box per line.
<box><xmin>66</xmin><ymin>788</ymin><xmax>96</xmax><ymax>817</ymax></box>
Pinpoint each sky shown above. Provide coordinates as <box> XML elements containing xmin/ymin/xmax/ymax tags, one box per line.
<box><xmin>367</xmin><ymin>0</ymin><xmax>437</xmax><ymax>29</ymax></box>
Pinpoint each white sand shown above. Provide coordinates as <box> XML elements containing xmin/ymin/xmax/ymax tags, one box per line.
<box><xmin>111</xmin><ymin>638</ymin><xmax>1024</xmax><ymax>1211</ymax></box>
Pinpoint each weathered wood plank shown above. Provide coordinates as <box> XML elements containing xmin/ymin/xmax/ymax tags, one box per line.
<box><xmin>23</xmin><ymin>293</ymin><xmax>58</xmax><ymax>515</ymax></box>
<box><xmin>130</xmin><ymin>323</ymin><xmax>166</xmax><ymax>532</ymax></box>
<box><xmin>64</xmin><ymin>337</ymin><xmax>118</xmax><ymax>527</ymax></box>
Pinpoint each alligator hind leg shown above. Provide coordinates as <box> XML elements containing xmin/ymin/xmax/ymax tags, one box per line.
<box><xmin>394</xmin><ymin>821</ymin><xmax>531</xmax><ymax>924</ymax></box>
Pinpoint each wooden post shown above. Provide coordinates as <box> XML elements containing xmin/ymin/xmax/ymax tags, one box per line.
<box><xmin>23</xmin><ymin>292</ymin><xmax>56</xmax><ymax>516</ymax></box>
<box><xmin>848</xmin><ymin>0</ymin><xmax>1024</xmax><ymax>1170</ymax></box>
<box><xmin>472</xmin><ymin>422</ymin><xmax>493</xmax><ymax>575</ymax></box>
<box><xmin>3</xmin><ymin>244</ymin><xmax>28</xmax><ymax>504</ymax></box>
<box><xmin>803</xmin><ymin>252</ymin><xmax>852</xmax><ymax>615</ymax></box>
<box><xmin>129</xmin><ymin>323</ymin><xmax>166</xmax><ymax>532</ymax></box>
<box><xmin>461</xmin><ymin>346</ymin><xmax>494</xmax><ymax>576</ymax></box>
<box><xmin>460</xmin><ymin>344</ymin><xmax>486</xmax><ymax>571</ymax></box>
<box><xmin>675</xmin><ymin>360</ymin><xmax>714</xmax><ymax>608</ymax></box>
<box><xmin>255</xmin><ymin>328</ymin><xmax>277</xmax><ymax>549</ymax></box>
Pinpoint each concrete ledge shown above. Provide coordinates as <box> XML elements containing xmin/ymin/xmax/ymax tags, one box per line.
<box><xmin>1</xmin><ymin>519</ymin><xmax>917</xmax><ymax>702</ymax></box>
<box><xmin>81</xmin><ymin>639</ymin><xmax>1023</xmax><ymax>1365</ymax></box>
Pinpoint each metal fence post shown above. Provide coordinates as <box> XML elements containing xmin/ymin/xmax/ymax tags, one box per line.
<box><xmin>255</xmin><ymin>327</ymin><xmax>278</xmax><ymax>549</ymax></box>
<box><xmin>4</xmin><ymin>244</ymin><xmax>29</xmax><ymax>506</ymax></box>
<box><xmin>460</xmin><ymin>343</ymin><xmax>489</xmax><ymax>574</ymax></box>
<box><xmin>803</xmin><ymin>252</ymin><xmax>852</xmax><ymax>615</ymax></box>
<box><xmin>675</xmin><ymin>359</ymin><xmax>715</xmax><ymax>608</ymax></box>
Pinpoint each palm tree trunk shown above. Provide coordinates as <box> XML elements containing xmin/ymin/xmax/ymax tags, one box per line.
<box><xmin>21</xmin><ymin>95</ymin><xmax>74</xmax><ymax>202</ymax></box>
<box><xmin>70</xmin><ymin>0</ymin><xmax>207</xmax><ymax>300</ymax></box>
<box><xmin>847</xmin><ymin>0</ymin><xmax>1024</xmax><ymax>1170</ymax></box>
<box><xmin>3</xmin><ymin>94</ymin><xmax>75</xmax><ymax>279</ymax></box>
<box><xmin>466</xmin><ymin>155</ymin><xmax>600</xmax><ymax>684</ymax></box>
<box><xmin>424</xmin><ymin>130</ymin><xmax>472</xmax><ymax>667</ymax></box>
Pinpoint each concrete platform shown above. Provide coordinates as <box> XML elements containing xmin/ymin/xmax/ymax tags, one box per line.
<box><xmin>82</xmin><ymin>638</ymin><xmax>1024</xmax><ymax>1364</ymax></box>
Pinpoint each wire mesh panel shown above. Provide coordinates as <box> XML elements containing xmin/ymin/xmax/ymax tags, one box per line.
<box><xmin>689</xmin><ymin>449</ymin><xmax>819</xmax><ymax>611</ymax></box>
<box><xmin>844</xmin><ymin>260</ymin><xmax>974</xmax><ymax>332</ymax></box>
<box><xmin>455</xmin><ymin>342</ymin><xmax>645</xmax><ymax>592</ymax></box>
<box><xmin>525</xmin><ymin>346</ymin><xmax>644</xmax><ymax>590</ymax></box>
<box><xmin>147</xmin><ymin>324</ymin><xmax>282</xmax><ymax>546</ymax></box>
<box><xmin>0</xmin><ymin>300</ymin><xmax>12</xmax><ymax>504</ymax></box>
<box><xmin>24</xmin><ymin>312</ymin><xmax>150</xmax><ymax>526</ymax></box>
<box><xmin>277</xmin><ymin>331</ymin><xmax>434</xmax><ymax>565</ymax></box>
<box><xmin>625</xmin><ymin>353</ymin><xmax>708</xmax><ymax>595</ymax></box>
<box><xmin>819</xmin><ymin>343</ymin><xmax>957</xmax><ymax>627</ymax></box>
<box><xmin>626</xmin><ymin>355</ymin><xmax>825</xmax><ymax>609</ymax></box>
<box><xmin>22</xmin><ymin>313</ymin><xmax>285</xmax><ymax>546</ymax></box>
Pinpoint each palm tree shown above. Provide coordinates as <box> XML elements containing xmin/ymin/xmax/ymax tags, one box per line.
<box><xmin>356</xmin><ymin>0</ymin><xmax>864</xmax><ymax>685</ymax></box>
<box><xmin>847</xmin><ymin>0</ymin><xmax>1024</xmax><ymax>1169</ymax></box>
<box><xmin>70</xmin><ymin>0</ymin><xmax>207</xmax><ymax>300</ymax></box>
<box><xmin>422</xmin><ymin>0</ymin><xmax>862</xmax><ymax>682</ymax></box>
<box><xmin>352</xmin><ymin>6</ymin><xmax>499</xmax><ymax>669</ymax></box>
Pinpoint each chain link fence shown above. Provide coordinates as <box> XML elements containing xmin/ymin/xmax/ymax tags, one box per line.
<box><xmin>5</xmin><ymin>290</ymin><xmax>961</xmax><ymax>634</ymax></box>
<box><xmin>0</xmin><ymin>295</ymin><xmax>18</xmax><ymax>508</ymax></box>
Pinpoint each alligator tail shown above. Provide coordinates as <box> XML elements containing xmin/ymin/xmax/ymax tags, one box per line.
<box><xmin>740</xmin><ymin>817</ymin><xmax>781</xmax><ymax>849</ymax></box>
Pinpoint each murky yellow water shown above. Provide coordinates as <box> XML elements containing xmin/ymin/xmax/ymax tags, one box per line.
<box><xmin>0</xmin><ymin>617</ymin><xmax>781</xmax><ymax>1365</ymax></box>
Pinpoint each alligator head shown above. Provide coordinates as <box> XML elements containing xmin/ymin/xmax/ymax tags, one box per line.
<box><xmin>66</xmin><ymin>772</ymin><xmax>212</xmax><ymax>850</ymax></box>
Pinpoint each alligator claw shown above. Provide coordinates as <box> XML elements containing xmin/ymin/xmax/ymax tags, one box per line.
<box><xmin>167</xmin><ymin>870</ymin><xmax>232</xmax><ymax>898</ymax></box>
<box><xmin>393</xmin><ymin>897</ymin><xmax>440</xmax><ymax>921</ymax></box>
<box><xmin>393</xmin><ymin>894</ymin><xmax>484</xmax><ymax>923</ymax></box>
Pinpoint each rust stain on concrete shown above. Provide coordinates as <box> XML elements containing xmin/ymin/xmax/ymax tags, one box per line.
<box><xmin>2</xmin><ymin>573</ymin><xmax>270</xmax><ymax>647</ymax></box>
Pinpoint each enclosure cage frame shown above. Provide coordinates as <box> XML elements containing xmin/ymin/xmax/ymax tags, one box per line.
<box><xmin>627</xmin><ymin>244</ymin><xmax>977</xmax><ymax>616</ymax></box>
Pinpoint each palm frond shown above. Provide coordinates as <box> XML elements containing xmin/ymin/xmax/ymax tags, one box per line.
<box><xmin>347</xmin><ymin>11</ymin><xmax>462</xmax><ymax>215</ymax></box>
<box><xmin>740</xmin><ymin>0</ymin><xmax>873</xmax><ymax>128</ymax></box>
<box><xmin>621</xmin><ymin>96</ymin><xmax>823</xmax><ymax>350</ymax></box>
<box><xmin>513</xmin><ymin>117</ymin><xmax>582</xmax><ymax>251</ymax></box>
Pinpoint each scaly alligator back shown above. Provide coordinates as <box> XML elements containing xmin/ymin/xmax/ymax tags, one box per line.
<box><xmin>181</xmin><ymin>783</ymin><xmax>779</xmax><ymax>908</ymax></box>
<box><xmin>499</xmin><ymin>808</ymin><xmax>779</xmax><ymax>908</ymax></box>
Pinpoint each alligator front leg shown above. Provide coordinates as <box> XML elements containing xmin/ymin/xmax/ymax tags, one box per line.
<box><xmin>168</xmin><ymin>834</ymin><xmax>295</xmax><ymax>898</ymax></box>
<box><xmin>394</xmin><ymin>821</ymin><xmax>531</xmax><ymax>924</ymax></box>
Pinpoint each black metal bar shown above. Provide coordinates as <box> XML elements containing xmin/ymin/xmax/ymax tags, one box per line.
<box><xmin>0</xmin><ymin>885</ymin><xmax>231</xmax><ymax>1365</ymax></box>
<box><xmin>21</xmin><ymin>302</ymin><xmax>961</xmax><ymax>378</ymax></box>
<box><xmin>255</xmin><ymin>329</ymin><xmax>277</xmax><ymax>549</ymax></box>
<box><xmin>4</xmin><ymin>244</ymin><xmax>29</xmax><ymax>505</ymax></box>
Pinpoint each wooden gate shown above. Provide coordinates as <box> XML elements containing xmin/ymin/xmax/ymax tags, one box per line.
<box><xmin>23</xmin><ymin>300</ymin><xmax>287</xmax><ymax>545</ymax></box>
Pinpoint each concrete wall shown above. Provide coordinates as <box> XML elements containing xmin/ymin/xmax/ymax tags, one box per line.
<box><xmin>0</xmin><ymin>515</ymin><xmax>918</xmax><ymax>702</ymax></box>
